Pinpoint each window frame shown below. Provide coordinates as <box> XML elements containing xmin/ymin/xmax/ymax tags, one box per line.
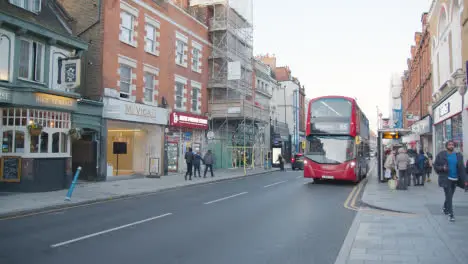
<box><xmin>1</xmin><ymin>108</ymin><xmax>71</xmax><ymax>157</ymax></box>
<box><xmin>191</xmin><ymin>87</ymin><xmax>199</xmax><ymax>112</ymax></box>
<box><xmin>0</xmin><ymin>29</ymin><xmax>15</xmax><ymax>82</ymax></box>
<box><xmin>18</xmin><ymin>38</ymin><xmax>45</xmax><ymax>83</ymax></box>
<box><xmin>120</xmin><ymin>11</ymin><xmax>134</xmax><ymax>45</ymax></box>
<box><xmin>9</xmin><ymin>0</ymin><xmax>41</xmax><ymax>13</ymax></box>
<box><xmin>192</xmin><ymin>48</ymin><xmax>200</xmax><ymax>71</ymax></box>
<box><xmin>144</xmin><ymin>23</ymin><xmax>156</xmax><ymax>54</ymax></box>
<box><xmin>144</xmin><ymin>72</ymin><xmax>155</xmax><ymax>103</ymax></box>
<box><xmin>175</xmin><ymin>40</ymin><xmax>185</xmax><ymax>65</ymax></box>
<box><xmin>119</xmin><ymin>64</ymin><xmax>132</xmax><ymax>99</ymax></box>
<box><xmin>175</xmin><ymin>82</ymin><xmax>184</xmax><ymax>109</ymax></box>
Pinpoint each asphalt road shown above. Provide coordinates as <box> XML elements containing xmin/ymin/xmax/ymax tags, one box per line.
<box><xmin>0</xmin><ymin>170</ymin><xmax>357</xmax><ymax>264</ymax></box>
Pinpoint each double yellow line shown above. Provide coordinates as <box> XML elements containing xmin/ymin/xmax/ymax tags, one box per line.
<box><xmin>344</xmin><ymin>179</ymin><xmax>365</xmax><ymax>211</ymax></box>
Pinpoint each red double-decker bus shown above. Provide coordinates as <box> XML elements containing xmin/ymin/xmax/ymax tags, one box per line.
<box><xmin>304</xmin><ymin>96</ymin><xmax>370</xmax><ymax>183</ymax></box>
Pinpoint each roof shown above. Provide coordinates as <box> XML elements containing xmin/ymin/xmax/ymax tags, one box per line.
<box><xmin>0</xmin><ymin>0</ymin><xmax>71</xmax><ymax>36</ymax></box>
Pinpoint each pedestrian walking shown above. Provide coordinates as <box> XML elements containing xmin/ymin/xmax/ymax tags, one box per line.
<box><xmin>434</xmin><ymin>140</ymin><xmax>467</xmax><ymax>222</ymax></box>
<box><xmin>425</xmin><ymin>151</ymin><xmax>433</xmax><ymax>182</ymax></box>
<box><xmin>184</xmin><ymin>147</ymin><xmax>193</xmax><ymax>181</ymax></box>
<box><xmin>414</xmin><ymin>150</ymin><xmax>427</xmax><ymax>186</ymax></box>
<box><xmin>395</xmin><ymin>147</ymin><xmax>410</xmax><ymax>190</ymax></box>
<box><xmin>277</xmin><ymin>154</ymin><xmax>285</xmax><ymax>171</ymax></box>
<box><xmin>193</xmin><ymin>151</ymin><xmax>202</xmax><ymax>178</ymax></box>
<box><xmin>203</xmin><ymin>150</ymin><xmax>214</xmax><ymax>178</ymax></box>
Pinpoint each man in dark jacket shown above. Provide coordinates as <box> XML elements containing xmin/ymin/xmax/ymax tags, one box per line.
<box><xmin>203</xmin><ymin>150</ymin><xmax>214</xmax><ymax>178</ymax></box>
<box><xmin>434</xmin><ymin>140</ymin><xmax>467</xmax><ymax>222</ymax></box>
<box><xmin>193</xmin><ymin>152</ymin><xmax>202</xmax><ymax>178</ymax></box>
<box><xmin>184</xmin><ymin>147</ymin><xmax>193</xmax><ymax>180</ymax></box>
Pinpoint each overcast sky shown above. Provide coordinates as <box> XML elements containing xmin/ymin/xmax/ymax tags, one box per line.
<box><xmin>253</xmin><ymin>0</ymin><xmax>432</xmax><ymax>131</ymax></box>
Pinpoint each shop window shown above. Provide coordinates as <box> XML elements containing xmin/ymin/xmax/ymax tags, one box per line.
<box><xmin>30</xmin><ymin>134</ymin><xmax>39</xmax><ymax>153</ymax></box>
<box><xmin>52</xmin><ymin>132</ymin><xmax>59</xmax><ymax>153</ymax></box>
<box><xmin>40</xmin><ymin>132</ymin><xmax>48</xmax><ymax>153</ymax></box>
<box><xmin>1</xmin><ymin>107</ymin><xmax>70</xmax><ymax>156</ymax></box>
<box><xmin>15</xmin><ymin>131</ymin><xmax>25</xmax><ymax>153</ymax></box>
<box><xmin>61</xmin><ymin>132</ymin><xmax>68</xmax><ymax>153</ymax></box>
<box><xmin>2</xmin><ymin>130</ymin><xmax>13</xmax><ymax>153</ymax></box>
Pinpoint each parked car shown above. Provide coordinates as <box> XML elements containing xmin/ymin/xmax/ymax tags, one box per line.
<box><xmin>291</xmin><ymin>153</ymin><xmax>304</xmax><ymax>170</ymax></box>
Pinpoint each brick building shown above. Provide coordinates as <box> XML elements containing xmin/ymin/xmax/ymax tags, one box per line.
<box><xmin>401</xmin><ymin>13</ymin><xmax>433</xmax><ymax>151</ymax></box>
<box><xmin>60</xmin><ymin>0</ymin><xmax>211</xmax><ymax>175</ymax></box>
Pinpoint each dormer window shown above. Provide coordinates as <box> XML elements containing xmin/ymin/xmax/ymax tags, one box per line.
<box><xmin>9</xmin><ymin>0</ymin><xmax>41</xmax><ymax>13</ymax></box>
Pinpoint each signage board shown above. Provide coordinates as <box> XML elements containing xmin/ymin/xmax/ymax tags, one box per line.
<box><xmin>311</xmin><ymin>122</ymin><xmax>349</xmax><ymax>134</ymax></box>
<box><xmin>60</xmin><ymin>58</ymin><xmax>81</xmax><ymax>90</ymax></box>
<box><xmin>34</xmin><ymin>93</ymin><xmax>77</xmax><ymax>110</ymax></box>
<box><xmin>169</xmin><ymin>111</ymin><xmax>208</xmax><ymax>130</ymax></box>
<box><xmin>103</xmin><ymin>97</ymin><xmax>168</xmax><ymax>125</ymax></box>
<box><xmin>434</xmin><ymin>92</ymin><xmax>462</xmax><ymax>124</ymax></box>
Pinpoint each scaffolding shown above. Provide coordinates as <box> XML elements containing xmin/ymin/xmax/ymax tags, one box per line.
<box><xmin>191</xmin><ymin>0</ymin><xmax>263</xmax><ymax>171</ymax></box>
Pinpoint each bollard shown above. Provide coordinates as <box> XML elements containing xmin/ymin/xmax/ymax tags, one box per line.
<box><xmin>65</xmin><ymin>166</ymin><xmax>82</xmax><ymax>201</ymax></box>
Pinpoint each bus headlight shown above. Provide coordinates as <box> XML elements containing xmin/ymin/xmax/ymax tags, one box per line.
<box><xmin>350</xmin><ymin>161</ymin><xmax>356</xmax><ymax>167</ymax></box>
<box><xmin>304</xmin><ymin>160</ymin><xmax>308</xmax><ymax>165</ymax></box>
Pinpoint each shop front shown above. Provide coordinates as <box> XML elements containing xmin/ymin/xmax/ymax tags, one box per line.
<box><xmin>167</xmin><ymin>111</ymin><xmax>208</xmax><ymax>173</ymax></box>
<box><xmin>403</xmin><ymin>116</ymin><xmax>432</xmax><ymax>152</ymax></box>
<box><xmin>103</xmin><ymin>98</ymin><xmax>168</xmax><ymax>177</ymax></box>
<box><xmin>433</xmin><ymin>91</ymin><xmax>463</xmax><ymax>154</ymax></box>
<box><xmin>0</xmin><ymin>89</ymin><xmax>79</xmax><ymax>192</ymax></box>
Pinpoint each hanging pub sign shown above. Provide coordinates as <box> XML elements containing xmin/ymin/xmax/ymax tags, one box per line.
<box><xmin>58</xmin><ymin>58</ymin><xmax>81</xmax><ymax>90</ymax></box>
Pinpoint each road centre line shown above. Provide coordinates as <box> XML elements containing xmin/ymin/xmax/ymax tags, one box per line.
<box><xmin>204</xmin><ymin>192</ymin><xmax>248</xmax><ymax>205</ymax></box>
<box><xmin>263</xmin><ymin>180</ymin><xmax>287</xmax><ymax>188</ymax></box>
<box><xmin>296</xmin><ymin>175</ymin><xmax>302</xmax><ymax>179</ymax></box>
<box><xmin>50</xmin><ymin>213</ymin><xmax>172</xmax><ymax>248</ymax></box>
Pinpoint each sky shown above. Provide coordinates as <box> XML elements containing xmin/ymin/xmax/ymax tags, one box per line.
<box><xmin>252</xmin><ymin>0</ymin><xmax>432</xmax><ymax>131</ymax></box>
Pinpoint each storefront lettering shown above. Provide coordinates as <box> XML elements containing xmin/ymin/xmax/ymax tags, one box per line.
<box><xmin>35</xmin><ymin>93</ymin><xmax>75</xmax><ymax>108</ymax></box>
<box><xmin>125</xmin><ymin>104</ymin><xmax>157</xmax><ymax>119</ymax></box>
<box><xmin>178</xmin><ymin>115</ymin><xmax>208</xmax><ymax>125</ymax></box>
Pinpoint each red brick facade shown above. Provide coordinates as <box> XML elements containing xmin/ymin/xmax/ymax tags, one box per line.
<box><xmin>401</xmin><ymin>13</ymin><xmax>432</xmax><ymax>129</ymax></box>
<box><xmin>60</xmin><ymin>0</ymin><xmax>210</xmax><ymax>114</ymax></box>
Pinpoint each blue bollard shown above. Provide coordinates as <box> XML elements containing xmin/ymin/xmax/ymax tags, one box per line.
<box><xmin>65</xmin><ymin>166</ymin><xmax>82</xmax><ymax>201</ymax></box>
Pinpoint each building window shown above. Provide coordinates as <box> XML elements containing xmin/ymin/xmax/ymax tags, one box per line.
<box><xmin>1</xmin><ymin>108</ymin><xmax>70</xmax><ymax>155</ymax></box>
<box><xmin>145</xmin><ymin>24</ymin><xmax>156</xmax><ymax>54</ymax></box>
<box><xmin>119</xmin><ymin>64</ymin><xmax>132</xmax><ymax>99</ymax></box>
<box><xmin>192</xmin><ymin>88</ymin><xmax>199</xmax><ymax>111</ymax></box>
<box><xmin>0</xmin><ymin>30</ymin><xmax>14</xmax><ymax>82</ymax></box>
<box><xmin>175</xmin><ymin>82</ymin><xmax>184</xmax><ymax>109</ymax></box>
<box><xmin>120</xmin><ymin>11</ymin><xmax>134</xmax><ymax>45</ymax></box>
<box><xmin>144</xmin><ymin>72</ymin><xmax>154</xmax><ymax>102</ymax></box>
<box><xmin>176</xmin><ymin>40</ymin><xmax>185</xmax><ymax>65</ymax></box>
<box><xmin>18</xmin><ymin>39</ymin><xmax>44</xmax><ymax>82</ymax></box>
<box><xmin>192</xmin><ymin>48</ymin><xmax>200</xmax><ymax>71</ymax></box>
<box><xmin>9</xmin><ymin>0</ymin><xmax>41</xmax><ymax>13</ymax></box>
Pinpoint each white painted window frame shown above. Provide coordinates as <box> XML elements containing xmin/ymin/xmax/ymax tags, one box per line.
<box><xmin>18</xmin><ymin>38</ymin><xmax>45</xmax><ymax>83</ymax></box>
<box><xmin>0</xmin><ymin>29</ymin><xmax>15</xmax><ymax>82</ymax></box>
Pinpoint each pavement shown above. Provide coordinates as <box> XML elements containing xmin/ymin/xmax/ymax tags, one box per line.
<box><xmin>0</xmin><ymin>166</ymin><xmax>283</xmax><ymax>218</ymax></box>
<box><xmin>0</xmin><ymin>169</ymin><xmax>356</xmax><ymax>264</ymax></box>
<box><xmin>335</xmin><ymin>160</ymin><xmax>468</xmax><ymax>264</ymax></box>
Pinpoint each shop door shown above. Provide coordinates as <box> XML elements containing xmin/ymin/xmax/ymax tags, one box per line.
<box><xmin>72</xmin><ymin>139</ymin><xmax>97</xmax><ymax>181</ymax></box>
<box><xmin>167</xmin><ymin>141</ymin><xmax>179</xmax><ymax>172</ymax></box>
